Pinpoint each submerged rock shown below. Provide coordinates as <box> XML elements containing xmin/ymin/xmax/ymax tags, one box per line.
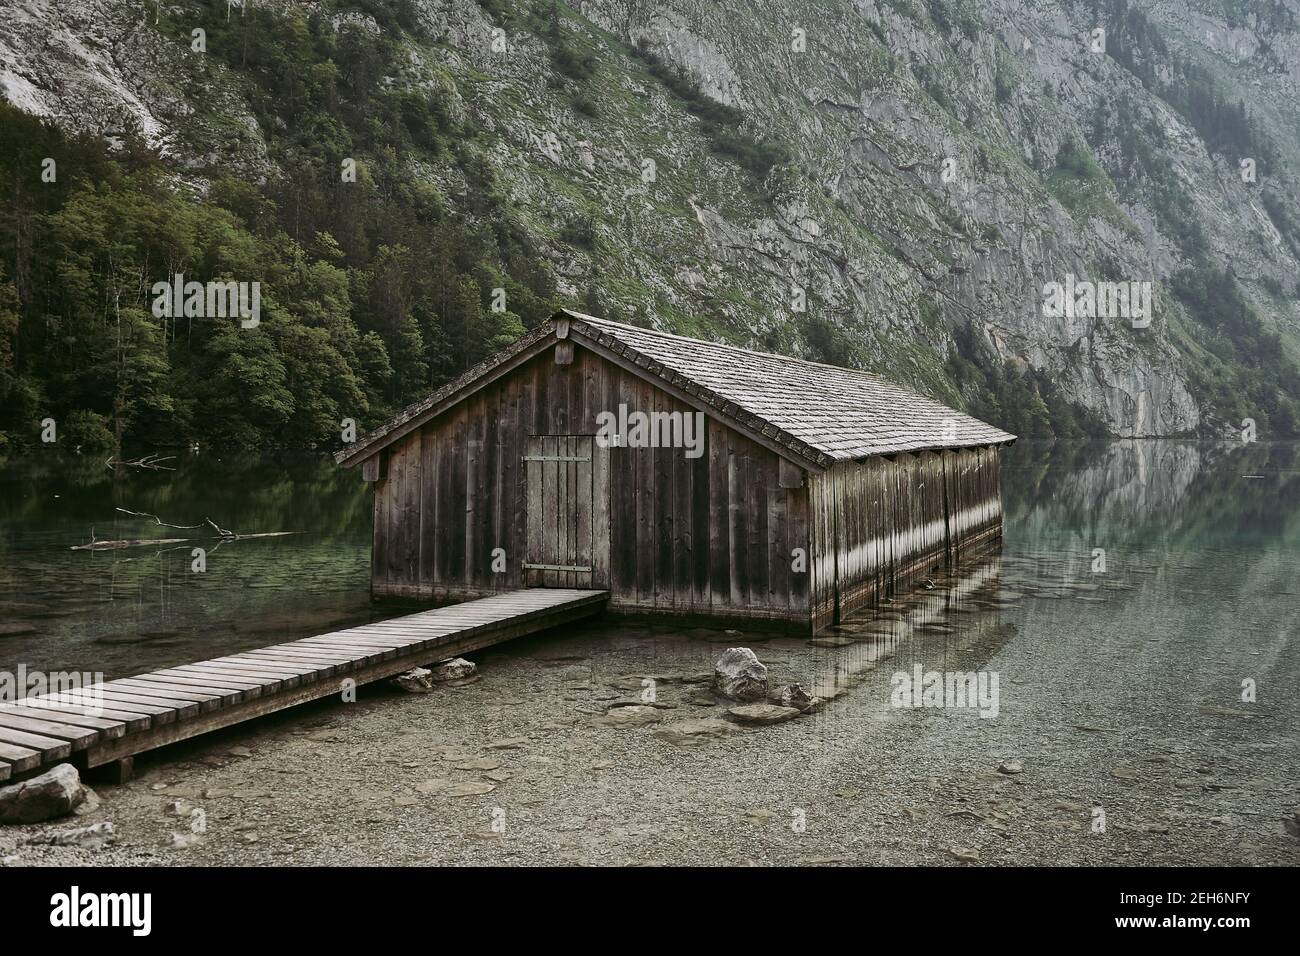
<box><xmin>728</xmin><ymin>703</ymin><xmax>801</xmax><ymax>725</ymax></box>
<box><xmin>809</xmin><ymin>635</ymin><xmax>854</xmax><ymax>648</ymax></box>
<box><xmin>778</xmin><ymin>683</ymin><xmax>819</xmax><ymax>713</ymax></box>
<box><xmin>712</xmin><ymin>647</ymin><xmax>769</xmax><ymax>701</ymax></box>
<box><xmin>168</xmin><ymin>831</ymin><xmax>202</xmax><ymax>849</ymax></box>
<box><xmin>595</xmin><ymin>705</ymin><xmax>664</xmax><ymax>728</ymax></box>
<box><xmin>682</xmin><ymin>686</ymin><xmax>720</xmax><ymax>707</ymax></box>
<box><xmin>31</xmin><ymin>821</ymin><xmax>115</xmax><ymax>849</ymax></box>
<box><xmin>654</xmin><ymin>718</ymin><xmax>737</xmax><ymax>745</ymax></box>
<box><xmin>390</xmin><ymin>667</ymin><xmax>435</xmax><ymax>693</ymax></box>
<box><xmin>73</xmin><ymin>786</ymin><xmax>101</xmax><ymax>816</ymax></box>
<box><xmin>437</xmin><ymin>780</ymin><xmax>495</xmax><ymax>797</ymax></box>
<box><xmin>454</xmin><ymin>757</ymin><xmax>502</xmax><ymax>771</ymax></box>
<box><xmin>605</xmin><ymin>696</ymin><xmax>675</xmax><ymax>710</ymax></box>
<box><xmin>0</xmin><ymin>763</ymin><xmax>87</xmax><ymax>824</ymax></box>
<box><xmin>430</xmin><ymin>658</ymin><xmax>477</xmax><ymax>682</ymax></box>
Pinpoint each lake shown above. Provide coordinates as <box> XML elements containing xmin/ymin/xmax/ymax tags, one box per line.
<box><xmin>3</xmin><ymin>439</ymin><xmax>1297</xmax><ymax>865</ymax></box>
<box><xmin>1</xmin><ymin>440</ymin><xmax>1298</xmax><ymax>700</ymax></box>
<box><xmin>0</xmin><ymin>451</ymin><xmax>376</xmax><ymax>679</ymax></box>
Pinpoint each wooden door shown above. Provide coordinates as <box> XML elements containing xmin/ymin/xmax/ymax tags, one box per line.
<box><xmin>524</xmin><ymin>436</ymin><xmax>595</xmax><ymax>587</ymax></box>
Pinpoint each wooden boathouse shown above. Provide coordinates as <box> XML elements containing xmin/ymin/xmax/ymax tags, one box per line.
<box><xmin>337</xmin><ymin>310</ymin><xmax>1015</xmax><ymax>633</ymax></box>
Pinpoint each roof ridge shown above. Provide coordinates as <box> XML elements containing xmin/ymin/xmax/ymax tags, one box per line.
<box><xmin>565</xmin><ymin>309</ymin><xmax>1015</xmax><ymax>458</ymax></box>
<box><xmin>564</xmin><ymin>309</ymin><xmax>902</xmax><ymax>384</ymax></box>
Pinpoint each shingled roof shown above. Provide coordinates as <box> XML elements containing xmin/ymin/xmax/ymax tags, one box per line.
<box><xmin>336</xmin><ymin>309</ymin><xmax>1014</xmax><ymax>470</ymax></box>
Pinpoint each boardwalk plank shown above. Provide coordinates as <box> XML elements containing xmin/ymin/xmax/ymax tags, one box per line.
<box><xmin>0</xmin><ymin>743</ymin><xmax>41</xmax><ymax>773</ymax></box>
<box><xmin>200</xmin><ymin>660</ymin><xmax>314</xmax><ymax>680</ymax></box>
<box><xmin>222</xmin><ymin>657</ymin><xmax>328</xmax><ymax>681</ymax></box>
<box><xmin>6</xmin><ymin>700</ymin><xmax>152</xmax><ymax>732</ymax></box>
<box><xmin>41</xmin><ymin>691</ymin><xmax>183</xmax><ymax>721</ymax></box>
<box><xmin>241</xmin><ymin>650</ymin><xmax>356</xmax><ymax>670</ymax></box>
<box><xmin>0</xmin><ymin>713</ymin><xmax>101</xmax><ymax>749</ymax></box>
<box><xmin>208</xmin><ymin>655</ymin><xmax>318</xmax><ymax>673</ymax></box>
<box><xmin>172</xmin><ymin>664</ymin><xmax>297</xmax><ymax>689</ymax></box>
<box><xmin>106</xmin><ymin>681</ymin><xmax>223</xmax><ymax>705</ymax></box>
<box><xmin>17</xmin><ymin>589</ymin><xmax>613</xmax><ymax>781</ymax></box>
<box><xmin>156</xmin><ymin>667</ymin><xmax>281</xmax><ymax>692</ymax></box>
<box><xmin>128</xmin><ymin>675</ymin><xmax>261</xmax><ymax>700</ymax></box>
<box><xmin>115</xmin><ymin>679</ymin><xmax>242</xmax><ymax>707</ymax></box>
<box><xmin>143</xmin><ymin>669</ymin><xmax>265</xmax><ymax>690</ymax></box>
<box><xmin>289</xmin><ymin>640</ymin><xmax>398</xmax><ymax>660</ymax></box>
<box><xmin>0</xmin><ymin>726</ymin><xmax>72</xmax><ymax>761</ymax></box>
<box><xmin>236</xmin><ymin>651</ymin><xmax>343</xmax><ymax>672</ymax></box>
<box><xmin>0</xmin><ymin>702</ymin><xmax>130</xmax><ymax>738</ymax></box>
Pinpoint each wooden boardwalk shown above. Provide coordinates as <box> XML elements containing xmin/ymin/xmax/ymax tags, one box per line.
<box><xmin>0</xmin><ymin>588</ymin><xmax>607</xmax><ymax>783</ymax></box>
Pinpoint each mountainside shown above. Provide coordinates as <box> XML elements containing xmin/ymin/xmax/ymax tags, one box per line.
<box><xmin>3</xmin><ymin>0</ymin><xmax>1299</xmax><ymax>451</ymax></box>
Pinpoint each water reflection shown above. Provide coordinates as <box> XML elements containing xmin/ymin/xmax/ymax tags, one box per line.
<box><xmin>795</xmin><ymin>438</ymin><xmax>1299</xmax><ymax>735</ymax></box>
<box><xmin>0</xmin><ymin>452</ymin><xmax>377</xmax><ymax>677</ymax></box>
<box><xmin>1</xmin><ymin>440</ymin><xmax>1298</xmax><ymax>697</ymax></box>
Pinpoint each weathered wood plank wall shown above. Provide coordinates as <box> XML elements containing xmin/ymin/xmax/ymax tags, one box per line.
<box><xmin>370</xmin><ymin>345</ymin><xmax>812</xmax><ymax>625</ymax></box>
<box><xmin>808</xmin><ymin>447</ymin><xmax>1003</xmax><ymax>625</ymax></box>
<box><xmin>943</xmin><ymin>445</ymin><xmax>1003</xmax><ymax>561</ymax></box>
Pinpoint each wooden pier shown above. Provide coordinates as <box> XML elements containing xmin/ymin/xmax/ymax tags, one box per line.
<box><xmin>0</xmin><ymin>588</ymin><xmax>607</xmax><ymax>783</ymax></box>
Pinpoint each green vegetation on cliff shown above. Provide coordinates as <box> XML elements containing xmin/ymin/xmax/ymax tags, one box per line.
<box><xmin>0</xmin><ymin>1</ymin><xmax>553</xmax><ymax>452</ymax></box>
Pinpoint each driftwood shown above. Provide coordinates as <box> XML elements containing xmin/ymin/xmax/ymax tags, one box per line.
<box><xmin>72</xmin><ymin>531</ymin><xmax>298</xmax><ymax>552</ymax></box>
<box><xmin>71</xmin><ymin>509</ymin><xmax>299</xmax><ymax>551</ymax></box>
<box><xmin>104</xmin><ymin>454</ymin><xmax>176</xmax><ymax>472</ymax></box>
<box><xmin>72</xmin><ymin>536</ymin><xmax>191</xmax><ymax>552</ymax></box>
<box><xmin>114</xmin><ymin>508</ymin><xmax>234</xmax><ymax>537</ymax></box>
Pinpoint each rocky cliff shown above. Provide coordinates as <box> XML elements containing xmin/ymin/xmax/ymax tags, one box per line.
<box><xmin>3</xmin><ymin>0</ymin><xmax>1298</xmax><ymax>440</ymax></box>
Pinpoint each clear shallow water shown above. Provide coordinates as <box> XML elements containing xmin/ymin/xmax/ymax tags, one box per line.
<box><xmin>0</xmin><ymin>440</ymin><xmax>1297</xmax><ymax>708</ymax></box>
<box><xmin>815</xmin><ymin>439</ymin><xmax>1300</xmax><ymax>704</ymax></box>
<box><xmin>0</xmin><ymin>452</ymin><xmax>377</xmax><ymax>678</ymax></box>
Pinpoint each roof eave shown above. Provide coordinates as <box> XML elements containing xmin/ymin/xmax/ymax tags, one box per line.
<box><xmin>334</xmin><ymin>322</ymin><xmax>559</xmax><ymax>468</ymax></box>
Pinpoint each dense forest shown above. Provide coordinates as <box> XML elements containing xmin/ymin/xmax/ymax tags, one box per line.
<box><xmin>0</xmin><ymin>1</ymin><xmax>551</xmax><ymax>454</ymax></box>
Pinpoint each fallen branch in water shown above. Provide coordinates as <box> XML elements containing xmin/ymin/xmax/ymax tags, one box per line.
<box><xmin>104</xmin><ymin>454</ymin><xmax>176</xmax><ymax>472</ymax></box>
<box><xmin>114</xmin><ymin>508</ymin><xmax>206</xmax><ymax>531</ymax></box>
<box><xmin>73</xmin><ymin>536</ymin><xmax>191</xmax><ymax>551</ymax></box>
<box><xmin>117</xmin><ymin>508</ymin><xmax>236</xmax><ymax>538</ymax></box>
<box><xmin>203</xmin><ymin>517</ymin><xmax>234</xmax><ymax>538</ymax></box>
<box><xmin>72</xmin><ymin>531</ymin><xmax>300</xmax><ymax>552</ymax></box>
<box><xmin>71</xmin><ymin>509</ymin><xmax>298</xmax><ymax>550</ymax></box>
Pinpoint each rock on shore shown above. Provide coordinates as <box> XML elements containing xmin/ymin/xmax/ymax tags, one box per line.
<box><xmin>0</xmin><ymin>764</ymin><xmax>89</xmax><ymax>825</ymax></box>
<box><xmin>712</xmin><ymin>647</ymin><xmax>769</xmax><ymax>701</ymax></box>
